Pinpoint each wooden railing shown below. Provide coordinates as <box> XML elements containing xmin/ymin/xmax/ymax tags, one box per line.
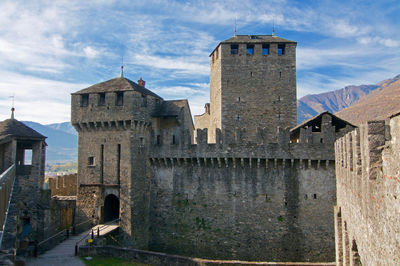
<box><xmin>0</xmin><ymin>164</ymin><xmax>16</xmax><ymax>245</ymax></box>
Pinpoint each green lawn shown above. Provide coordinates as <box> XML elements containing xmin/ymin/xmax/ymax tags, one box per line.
<box><xmin>80</xmin><ymin>256</ymin><xmax>150</xmax><ymax>266</ymax></box>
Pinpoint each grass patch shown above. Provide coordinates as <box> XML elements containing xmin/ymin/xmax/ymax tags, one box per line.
<box><xmin>80</xmin><ymin>256</ymin><xmax>150</xmax><ymax>266</ymax></box>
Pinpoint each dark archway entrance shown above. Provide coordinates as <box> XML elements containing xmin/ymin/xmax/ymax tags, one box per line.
<box><xmin>104</xmin><ymin>194</ymin><xmax>119</xmax><ymax>222</ymax></box>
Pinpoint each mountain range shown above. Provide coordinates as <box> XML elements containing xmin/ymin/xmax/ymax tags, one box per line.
<box><xmin>20</xmin><ymin>74</ymin><xmax>400</xmax><ymax>163</ymax></box>
<box><xmin>22</xmin><ymin>121</ymin><xmax>77</xmax><ymax>163</ymax></box>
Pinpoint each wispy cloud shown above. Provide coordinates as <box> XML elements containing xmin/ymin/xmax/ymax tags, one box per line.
<box><xmin>0</xmin><ymin>0</ymin><xmax>399</xmax><ymax>123</ymax></box>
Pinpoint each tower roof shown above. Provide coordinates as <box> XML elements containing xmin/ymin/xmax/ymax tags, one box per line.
<box><xmin>210</xmin><ymin>35</ymin><xmax>296</xmax><ymax>56</ymax></box>
<box><xmin>0</xmin><ymin>118</ymin><xmax>46</xmax><ymax>143</ymax></box>
<box><xmin>72</xmin><ymin>77</ymin><xmax>163</xmax><ymax>99</ymax></box>
<box><xmin>221</xmin><ymin>35</ymin><xmax>296</xmax><ymax>44</ymax></box>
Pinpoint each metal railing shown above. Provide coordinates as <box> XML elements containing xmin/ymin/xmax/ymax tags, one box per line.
<box><xmin>0</xmin><ymin>164</ymin><xmax>16</xmax><ymax>246</ymax></box>
<box><xmin>33</xmin><ymin>217</ymin><xmax>94</xmax><ymax>257</ymax></box>
<box><xmin>75</xmin><ymin>218</ymin><xmax>120</xmax><ymax>256</ymax></box>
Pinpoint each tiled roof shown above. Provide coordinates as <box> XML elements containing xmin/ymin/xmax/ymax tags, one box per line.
<box><xmin>0</xmin><ymin>119</ymin><xmax>46</xmax><ymax>142</ymax></box>
<box><xmin>153</xmin><ymin>100</ymin><xmax>188</xmax><ymax>117</ymax></box>
<box><xmin>72</xmin><ymin>77</ymin><xmax>163</xmax><ymax>99</ymax></box>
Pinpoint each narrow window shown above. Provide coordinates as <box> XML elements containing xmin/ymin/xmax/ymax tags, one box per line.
<box><xmin>98</xmin><ymin>93</ymin><xmax>105</xmax><ymax>106</ymax></box>
<box><xmin>117</xmin><ymin>144</ymin><xmax>121</xmax><ymax>184</ymax></box>
<box><xmin>262</xmin><ymin>44</ymin><xmax>269</xmax><ymax>55</ymax></box>
<box><xmin>246</xmin><ymin>44</ymin><xmax>254</xmax><ymax>55</ymax></box>
<box><xmin>88</xmin><ymin>156</ymin><xmax>95</xmax><ymax>166</ymax></box>
<box><xmin>313</xmin><ymin>193</ymin><xmax>317</xmax><ymax>199</ymax></box>
<box><xmin>278</xmin><ymin>44</ymin><xmax>285</xmax><ymax>55</ymax></box>
<box><xmin>141</xmin><ymin>95</ymin><xmax>147</xmax><ymax>107</ymax></box>
<box><xmin>140</xmin><ymin>137</ymin><xmax>144</xmax><ymax>147</ymax></box>
<box><xmin>156</xmin><ymin>135</ymin><xmax>161</xmax><ymax>145</ymax></box>
<box><xmin>237</xmin><ymin>97</ymin><xmax>241</xmax><ymax>102</ymax></box>
<box><xmin>24</xmin><ymin>149</ymin><xmax>32</xmax><ymax>165</ymax></box>
<box><xmin>81</xmin><ymin>94</ymin><xmax>89</xmax><ymax>107</ymax></box>
<box><xmin>279</xmin><ymin>71</ymin><xmax>282</xmax><ymax>78</ymax></box>
<box><xmin>100</xmin><ymin>145</ymin><xmax>104</xmax><ymax>183</ymax></box>
<box><xmin>231</xmin><ymin>44</ymin><xmax>238</xmax><ymax>55</ymax></box>
<box><xmin>116</xmin><ymin>92</ymin><xmax>124</xmax><ymax>106</ymax></box>
<box><xmin>236</xmin><ymin>114</ymin><xmax>241</xmax><ymax>121</ymax></box>
<box><xmin>172</xmin><ymin>135</ymin><xmax>176</xmax><ymax>144</ymax></box>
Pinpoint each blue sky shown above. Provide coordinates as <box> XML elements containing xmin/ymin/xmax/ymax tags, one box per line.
<box><xmin>0</xmin><ymin>0</ymin><xmax>399</xmax><ymax>124</ymax></box>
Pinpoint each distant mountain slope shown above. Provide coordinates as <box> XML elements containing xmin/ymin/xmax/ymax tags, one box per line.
<box><xmin>335</xmin><ymin>74</ymin><xmax>400</xmax><ymax>125</ymax></box>
<box><xmin>298</xmin><ymin>84</ymin><xmax>379</xmax><ymax>123</ymax></box>
<box><xmin>46</xmin><ymin>121</ymin><xmax>77</xmax><ymax>136</ymax></box>
<box><xmin>22</xmin><ymin>121</ymin><xmax>77</xmax><ymax>163</ymax></box>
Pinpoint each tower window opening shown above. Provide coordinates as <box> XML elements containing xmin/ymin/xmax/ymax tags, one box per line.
<box><xmin>313</xmin><ymin>194</ymin><xmax>317</xmax><ymax>199</ymax></box>
<box><xmin>117</xmin><ymin>144</ymin><xmax>121</xmax><ymax>183</ymax></box>
<box><xmin>98</xmin><ymin>93</ymin><xmax>105</xmax><ymax>106</ymax></box>
<box><xmin>236</xmin><ymin>114</ymin><xmax>241</xmax><ymax>121</ymax></box>
<box><xmin>262</xmin><ymin>44</ymin><xmax>269</xmax><ymax>55</ymax></box>
<box><xmin>116</xmin><ymin>92</ymin><xmax>124</xmax><ymax>106</ymax></box>
<box><xmin>237</xmin><ymin>97</ymin><xmax>241</xmax><ymax>102</ymax></box>
<box><xmin>279</xmin><ymin>72</ymin><xmax>282</xmax><ymax>78</ymax></box>
<box><xmin>81</xmin><ymin>94</ymin><xmax>89</xmax><ymax>107</ymax></box>
<box><xmin>246</xmin><ymin>44</ymin><xmax>254</xmax><ymax>55</ymax></box>
<box><xmin>231</xmin><ymin>44</ymin><xmax>238</xmax><ymax>55</ymax></box>
<box><xmin>88</xmin><ymin>156</ymin><xmax>95</xmax><ymax>166</ymax></box>
<box><xmin>157</xmin><ymin>135</ymin><xmax>161</xmax><ymax>145</ymax></box>
<box><xmin>172</xmin><ymin>135</ymin><xmax>176</xmax><ymax>144</ymax></box>
<box><xmin>278</xmin><ymin>44</ymin><xmax>285</xmax><ymax>55</ymax></box>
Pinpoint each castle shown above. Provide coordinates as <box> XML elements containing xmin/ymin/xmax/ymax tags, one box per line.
<box><xmin>71</xmin><ymin>34</ymin><xmax>354</xmax><ymax>262</ymax></box>
<box><xmin>1</xmin><ymin>33</ymin><xmax>399</xmax><ymax>265</ymax></box>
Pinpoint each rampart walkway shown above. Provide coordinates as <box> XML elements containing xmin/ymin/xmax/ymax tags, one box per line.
<box><xmin>25</xmin><ymin>223</ymin><xmax>119</xmax><ymax>266</ymax></box>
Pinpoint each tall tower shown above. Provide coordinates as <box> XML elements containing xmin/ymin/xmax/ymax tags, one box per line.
<box><xmin>195</xmin><ymin>35</ymin><xmax>297</xmax><ymax>142</ymax></box>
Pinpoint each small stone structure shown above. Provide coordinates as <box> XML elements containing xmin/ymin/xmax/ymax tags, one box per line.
<box><xmin>0</xmin><ymin>114</ymin><xmax>48</xmax><ymax>256</ymax></box>
<box><xmin>334</xmin><ymin>113</ymin><xmax>400</xmax><ymax>265</ymax></box>
<box><xmin>71</xmin><ymin>34</ymin><xmax>355</xmax><ymax>262</ymax></box>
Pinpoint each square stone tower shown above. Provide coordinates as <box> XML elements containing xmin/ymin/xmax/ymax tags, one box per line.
<box><xmin>195</xmin><ymin>34</ymin><xmax>297</xmax><ymax>142</ymax></box>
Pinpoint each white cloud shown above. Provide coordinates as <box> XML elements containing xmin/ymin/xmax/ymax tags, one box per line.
<box><xmin>0</xmin><ymin>71</ymin><xmax>89</xmax><ymax>123</ymax></box>
<box><xmin>133</xmin><ymin>54</ymin><xmax>209</xmax><ymax>75</ymax></box>
<box><xmin>84</xmin><ymin>46</ymin><xmax>100</xmax><ymax>58</ymax></box>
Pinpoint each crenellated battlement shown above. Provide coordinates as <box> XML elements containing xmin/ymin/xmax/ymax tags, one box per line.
<box><xmin>334</xmin><ymin>111</ymin><xmax>400</xmax><ymax>265</ymax></box>
<box><xmin>149</xmin><ymin>125</ymin><xmax>338</xmax><ymax>162</ymax></box>
<box><xmin>335</xmin><ymin>120</ymin><xmax>388</xmax><ymax>181</ymax></box>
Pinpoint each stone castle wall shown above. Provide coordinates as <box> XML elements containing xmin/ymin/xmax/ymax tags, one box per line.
<box><xmin>145</xmin><ymin>124</ymin><xmax>344</xmax><ymax>262</ymax></box>
<box><xmin>334</xmin><ymin>116</ymin><xmax>400</xmax><ymax>265</ymax></box>
<box><xmin>49</xmin><ymin>174</ymin><xmax>77</xmax><ymax>196</ymax></box>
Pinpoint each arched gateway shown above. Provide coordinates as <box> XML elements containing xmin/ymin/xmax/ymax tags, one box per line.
<box><xmin>103</xmin><ymin>194</ymin><xmax>119</xmax><ymax>222</ymax></box>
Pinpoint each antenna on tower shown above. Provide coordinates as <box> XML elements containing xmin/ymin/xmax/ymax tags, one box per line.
<box><xmin>120</xmin><ymin>56</ymin><xmax>124</xmax><ymax>78</ymax></box>
<box><xmin>272</xmin><ymin>19</ymin><xmax>275</xmax><ymax>36</ymax></box>
<box><xmin>9</xmin><ymin>94</ymin><xmax>15</xmax><ymax>119</ymax></box>
<box><xmin>234</xmin><ymin>17</ymin><xmax>237</xmax><ymax>37</ymax></box>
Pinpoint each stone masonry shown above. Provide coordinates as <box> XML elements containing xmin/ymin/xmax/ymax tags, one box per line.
<box><xmin>334</xmin><ymin>113</ymin><xmax>400</xmax><ymax>265</ymax></box>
